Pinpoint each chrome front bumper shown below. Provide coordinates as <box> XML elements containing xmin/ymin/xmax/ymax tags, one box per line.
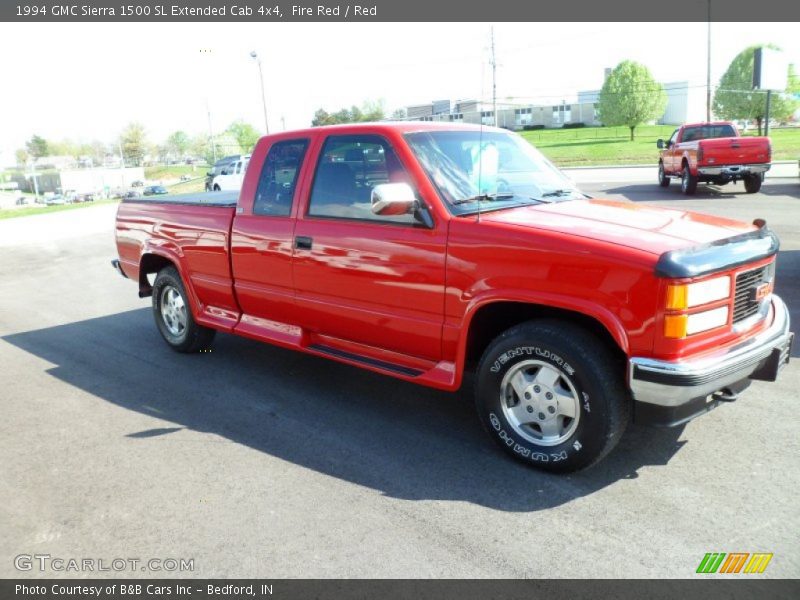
<box><xmin>697</xmin><ymin>163</ymin><xmax>770</xmax><ymax>177</ymax></box>
<box><xmin>629</xmin><ymin>295</ymin><xmax>793</xmax><ymax>410</ymax></box>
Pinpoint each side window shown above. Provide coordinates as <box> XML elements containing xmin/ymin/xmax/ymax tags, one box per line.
<box><xmin>253</xmin><ymin>139</ymin><xmax>308</xmax><ymax>217</ymax></box>
<box><xmin>669</xmin><ymin>129</ymin><xmax>679</xmax><ymax>145</ymax></box>
<box><xmin>308</xmin><ymin>135</ymin><xmax>416</xmax><ymax>225</ymax></box>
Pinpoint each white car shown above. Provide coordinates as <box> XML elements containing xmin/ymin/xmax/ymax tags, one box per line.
<box><xmin>211</xmin><ymin>155</ymin><xmax>250</xmax><ymax>191</ymax></box>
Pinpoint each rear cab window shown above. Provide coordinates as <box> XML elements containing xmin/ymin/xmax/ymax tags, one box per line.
<box><xmin>253</xmin><ymin>140</ymin><xmax>309</xmax><ymax>216</ymax></box>
<box><xmin>681</xmin><ymin>124</ymin><xmax>736</xmax><ymax>142</ymax></box>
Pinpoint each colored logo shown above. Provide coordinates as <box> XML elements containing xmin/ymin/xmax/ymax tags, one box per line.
<box><xmin>696</xmin><ymin>552</ymin><xmax>773</xmax><ymax>574</ymax></box>
<box><xmin>754</xmin><ymin>281</ymin><xmax>774</xmax><ymax>302</ymax></box>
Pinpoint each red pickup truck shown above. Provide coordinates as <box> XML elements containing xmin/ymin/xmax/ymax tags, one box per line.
<box><xmin>657</xmin><ymin>121</ymin><xmax>771</xmax><ymax>194</ymax></box>
<box><xmin>113</xmin><ymin>122</ymin><xmax>793</xmax><ymax>472</ymax></box>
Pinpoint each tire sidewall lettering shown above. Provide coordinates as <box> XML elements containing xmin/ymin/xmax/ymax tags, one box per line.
<box><xmin>484</xmin><ymin>344</ymin><xmax>597</xmax><ymax>466</ymax></box>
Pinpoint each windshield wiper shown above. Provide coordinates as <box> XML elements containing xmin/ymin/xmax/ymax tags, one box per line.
<box><xmin>539</xmin><ymin>189</ymin><xmax>576</xmax><ymax>198</ymax></box>
<box><xmin>452</xmin><ymin>192</ymin><xmax>515</xmax><ymax>206</ymax></box>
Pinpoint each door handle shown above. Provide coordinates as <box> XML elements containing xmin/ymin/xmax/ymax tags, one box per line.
<box><xmin>295</xmin><ymin>236</ymin><xmax>313</xmax><ymax>250</ymax></box>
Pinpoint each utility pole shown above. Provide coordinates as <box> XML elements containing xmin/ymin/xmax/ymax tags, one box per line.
<box><xmin>250</xmin><ymin>51</ymin><xmax>270</xmax><ymax>135</ymax></box>
<box><xmin>206</xmin><ymin>98</ymin><xmax>217</xmax><ymax>163</ymax></box>
<box><xmin>490</xmin><ymin>27</ymin><xmax>497</xmax><ymax>127</ymax></box>
<box><xmin>118</xmin><ymin>141</ymin><xmax>126</xmax><ymax>188</ymax></box>
<box><xmin>29</xmin><ymin>160</ymin><xmax>40</xmax><ymax>203</ymax></box>
<box><xmin>706</xmin><ymin>0</ymin><xmax>712</xmax><ymax>122</ymax></box>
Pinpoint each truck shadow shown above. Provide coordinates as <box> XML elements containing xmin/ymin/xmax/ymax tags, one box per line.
<box><xmin>3</xmin><ymin>309</ymin><xmax>689</xmax><ymax>512</ymax></box>
<box><xmin>599</xmin><ymin>181</ymin><xmax>800</xmax><ymax>202</ymax></box>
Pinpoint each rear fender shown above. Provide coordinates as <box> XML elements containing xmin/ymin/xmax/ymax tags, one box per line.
<box><xmin>139</xmin><ymin>246</ymin><xmax>202</xmax><ymax>322</ymax></box>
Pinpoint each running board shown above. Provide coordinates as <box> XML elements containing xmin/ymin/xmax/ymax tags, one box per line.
<box><xmin>308</xmin><ymin>344</ymin><xmax>424</xmax><ymax>377</ymax></box>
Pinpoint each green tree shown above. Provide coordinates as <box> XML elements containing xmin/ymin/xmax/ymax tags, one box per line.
<box><xmin>788</xmin><ymin>63</ymin><xmax>799</xmax><ymax>95</ymax></box>
<box><xmin>713</xmin><ymin>46</ymin><xmax>798</xmax><ymax>134</ymax></box>
<box><xmin>226</xmin><ymin>120</ymin><xmax>261</xmax><ymax>154</ymax></box>
<box><xmin>25</xmin><ymin>135</ymin><xmax>49</xmax><ymax>159</ymax></box>
<box><xmin>15</xmin><ymin>149</ymin><xmax>29</xmax><ymax>166</ymax></box>
<box><xmin>361</xmin><ymin>99</ymin><xmax>386</xmax><ymax>121</ymax></box>
<box><xmin>391</xmin><ymin>108</ymin><xmax>408</xmax><ymax>120</ymax></box>
<box><xmin>166</xmin><ymin>130</ymin><xmax>190</xmax><ymax>159</ymax></box>
<box><xmin>212</xmin><ymin>132</ymin><xmax>243</xmax><ymax>159</ymax></box>
<box><xmin>119</xmin><ymin>122</ymin><xmax>148</xmax><ymax>167</ymax></box>
<box><xmin>311</xmin><ymin>109</ymin><xmax>334</xmax><ymax>127</ymax></box>
<box><xmin>597</xmin><ymin>60</ymin><xmax>667</xmax><ymax>140</ymax></box>
<box><xmin>311</xmin><ymin>100</ymin><xmax>386</xmax><ymax>126</ymax></box>
<box><xmin>189</xmin><ymin>134</ymin><xmax>213</xmax><ymax>164</ymax></box>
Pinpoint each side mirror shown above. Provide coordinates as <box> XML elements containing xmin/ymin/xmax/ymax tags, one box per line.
<box><xmin>656</xmin><ymin>139</ymin><xmax>664</xmax><ymax>149</ymax></box>
<box><xmin>371</xmin><ymin>183</ymin><xmax>417</xmax><ymax>216</ymax></box>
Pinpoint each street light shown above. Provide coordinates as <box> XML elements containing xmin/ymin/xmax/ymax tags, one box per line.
<box><xmin>250</xmin><ymin>51</ymin><xmax>270</xmax><ymax>135</ymax></box>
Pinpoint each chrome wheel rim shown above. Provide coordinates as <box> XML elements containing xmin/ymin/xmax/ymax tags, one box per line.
<box><xmin>160</xmin><ymin>285</ymin><xmax>187</xmax><ymax>337</ymax></box>
<box><xmin>499</xmin><ymin>360</ymin><xmax>581</xmax><ymax>446</ymax></box>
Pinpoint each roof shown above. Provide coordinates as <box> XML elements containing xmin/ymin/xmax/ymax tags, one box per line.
<box><xmin>265</xmin><ymin>121</ymin><xmax>505</xmax><ymax>139</ymax></box>
<box><xmin>681</xmin><ymin>121</ymin><xmax>736</xmax><ymax>128</ymax></box>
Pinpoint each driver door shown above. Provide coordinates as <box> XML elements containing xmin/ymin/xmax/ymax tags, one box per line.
<box><xmin>292</xmin><ymin>134</ymin><xmax>447</xmax><ymax>361</ymax></box>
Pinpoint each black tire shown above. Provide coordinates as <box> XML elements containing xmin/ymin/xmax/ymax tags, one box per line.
<box><xmin>152</xmin><ymin>266</ymin><xmax>216</xmax><ymax>353</ymax></box>
<box><xmin>743</xmin><ymin>174</ymin><xmax>762</xmax><ymax>194</ymax></box>
<box><xmin>213</xmin><ymin>184</ymin><xmax>221</xmax><ymax>191</ymax></box>
<box><xmin>681</xmin><ymin>162</ymin><xmax>697</xmax><ymax>195</ymax></box>
<box><xmin>474</xmin><ymin>320</ymin><xmax>630</xmax><ymax>473</ymax></box>
<box><xmin>658</xmin><ymin>162</ymin><xmax>670</xmax><ymax>187</ymax></box>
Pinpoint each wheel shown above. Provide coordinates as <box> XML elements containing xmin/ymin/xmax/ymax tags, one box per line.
<box><xmin>474</xmin><ymin>320</ymin><xmax>630</xmax><ymax>473</ymax></box>
<box><xmin>152</xmin><ymin>266</ymin><xmax>216</xmax><ymax>353</ymax></box>
<box><xmin>213</xmin><ymin>184</ymin><xmax>221</xmax><ymax>191</ymax></box>
<box><xmin>658</xmin><ymin>162</ymin><xmax>670</xmax><ymax>187</ymax></box>
<box><xmin>681</xmin><ymin>163</ymin><xmax>697</xmax><ymax>195</ymax></box>
<box><xmin>743</xmin><ymin>174</ymin><xmax>762</xmax><ymax>194</ymax></box>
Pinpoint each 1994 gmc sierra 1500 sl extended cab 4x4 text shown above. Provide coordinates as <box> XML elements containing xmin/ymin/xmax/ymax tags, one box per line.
<box><xmin>113</xmin><ymin>122</ymin><xmax>794</xmax><ymax>473</ymax></box>
<box><xmin>657</xmin><ymin>121</ymin><xmax>771</xmax><ymax>194</ymax></box>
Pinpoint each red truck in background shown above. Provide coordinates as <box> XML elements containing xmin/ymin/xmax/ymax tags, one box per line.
<box><xmin>113</xmin><ymin>122</ymin><xmax>793</xmax><ymax>473</ymax></box>
<box><xmin>657</xmin><ymin>121</ymin><xmax>771</xmax><ymax>194</ymax></box>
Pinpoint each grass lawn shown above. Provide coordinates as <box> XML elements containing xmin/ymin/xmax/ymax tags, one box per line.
<box><xmin>145</xmin><ymin>164</ymin><xmax>208</xmax><ymax>195</ymax></box>
<box><xmin>0</xmin><ymin>199</ymin><xmax>119</xmax><ymax>220</ymax></box>
<box><xmin>165</xmin><ymin>178</ymin><xmax>206</xmax><ymax>195</ymax></box>
<box><xmin>522</xmin><ymin>125</ymin><xmax>800</xmax><ymax>167</ymax></box>
<box><xmin>144</xmin><ymin>164</ymin><xmax>208</xmax><ymax>181</ymax></box>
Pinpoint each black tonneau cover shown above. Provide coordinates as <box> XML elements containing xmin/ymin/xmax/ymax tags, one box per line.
<box><xmin>122</xmin><ymin>190</ymin><xmax>238</xmax><ymax>207</ymax></box>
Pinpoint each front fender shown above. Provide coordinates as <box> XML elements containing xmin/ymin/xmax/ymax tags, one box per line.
<box><xmin>456</xmin><ymin>290</ymin><xmax>630</xmax><ymax>370</ymax></box>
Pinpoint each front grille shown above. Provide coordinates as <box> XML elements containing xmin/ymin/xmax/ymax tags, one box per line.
<box><xmin>733</xmin><ymin>265</ymin><xmax>768</xmax><ymax>323</ymax></box>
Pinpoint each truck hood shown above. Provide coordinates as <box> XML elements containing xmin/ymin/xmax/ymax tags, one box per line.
<box><xmin>480</xmin><ymin>198</ymin><xmax>755</xmax><ymax>257</ymax></box>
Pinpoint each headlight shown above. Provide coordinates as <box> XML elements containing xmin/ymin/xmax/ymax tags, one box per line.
<box><xmin>664</xmin><ymin>306</ymin><xmax>729</xmax><ymax>338</ymax></box>
<box><xmin>666</xmin><ymin>275</ymin><xmax>731</xmax><ymax>309</ymax></box>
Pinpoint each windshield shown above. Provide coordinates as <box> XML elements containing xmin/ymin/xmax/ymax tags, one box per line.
<box><xmin>405</xmin><ymin>129</ymin><xmax>584</xmax><ymax>215</ymax></box>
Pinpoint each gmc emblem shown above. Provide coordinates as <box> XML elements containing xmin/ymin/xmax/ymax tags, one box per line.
<box><xmin>754</xmin><ymin>281</ymin><xmax>774</xmax><ymax>302</ymax></box>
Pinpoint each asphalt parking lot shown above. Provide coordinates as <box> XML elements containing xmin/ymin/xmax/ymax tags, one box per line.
<box><xmin>1</xmin><ymin>179</ymin><xmax>798</xmax><ymax>579</ymax></box>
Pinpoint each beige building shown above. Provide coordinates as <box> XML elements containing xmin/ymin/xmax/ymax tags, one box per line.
<box><xmin>405</xmin><ymin>98</ymin><xmax>601</xmax><ymax>130</ymax></box>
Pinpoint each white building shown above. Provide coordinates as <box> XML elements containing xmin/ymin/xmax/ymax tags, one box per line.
<box><xmin>659</xmin><ymin>81</ymin><xmax>707</xmax><ymax>125</ymax></box>
<box><xmin>578</xmin><ymin>76</ymin><xmax>707</xmax><ymax>126</ymax></box>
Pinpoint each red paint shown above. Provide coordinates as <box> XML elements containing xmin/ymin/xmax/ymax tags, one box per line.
<box><xmin>115</xmin><ymin>123</ymin><xmax>778</xmax><ymax>392</ymax></box>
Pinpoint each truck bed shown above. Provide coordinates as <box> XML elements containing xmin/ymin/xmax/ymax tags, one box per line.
<box><xmin>116</xmin><ymin>194</ymin><xmax>240</xmax><ymax>331</ymax></box>
<box><xmin>122</xmin><ymin>190</ymin><xmax>238</xmax><ymax>207</ymax></box>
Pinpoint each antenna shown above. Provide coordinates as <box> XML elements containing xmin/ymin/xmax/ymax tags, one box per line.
<box><xmin>477</xmin><ymin>30</ymin><xmax>490</xmax><ymax>225</ymax></box>
<box><xmin>490</xmin><ymin>26</ymin><xmax>497</xmax><ymax>127</ymax></box>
